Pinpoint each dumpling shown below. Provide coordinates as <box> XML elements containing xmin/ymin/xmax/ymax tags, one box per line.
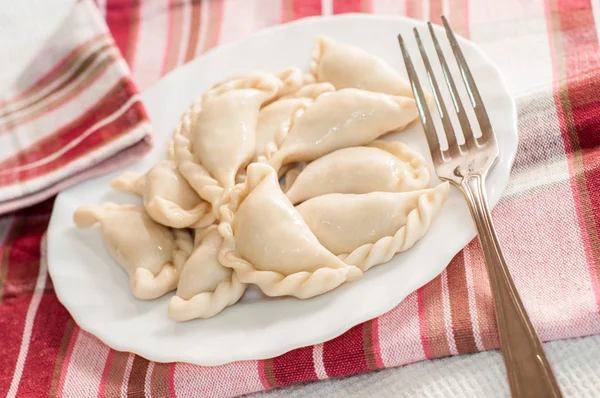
<box><xmin>296</xmin><ymin>183</ymin><xmax>449</xmax><ymax>271</ymax></box>
<box><xmin>267</xmin><ymin>88</ymin><xmax>419</xmax><ymax>171</ymax></box>
<box><xmin>310</xmin><ymin>36</ymin><xmax>413</xmax><ymax>98</ymax></box>
<box><xmin>167</xmin><ymin>137</ymin><xmax>175</xmax><ymax>161</ymax></box>
<box><xmin>285</xmin><ymin>140</ymin><xmax>430</xmax><ymax>204</ymax></box>
<box><xmin>282</xmin><ymin>163</ymin><xmax>304</xmax><ymax>192</ymax></box>
<box><xmin>254</xmin><ymin>83</ymin><xmax>334</xmax><ymax>161</ymax></box>
<box><xmin>218</xmin><ymin>163</ymin><xmax>362</xmax><ymax>298</ymax></box>
<box><xmin>73</xmin><ymin>204</ymin><xmax>194</xmax><ymax>299</ymax></box>
<box><xmin>255</xmin><ymin>97</ymin><xmax>312</xmax><ymax>161</ymax></box>
<box><xmin>169</xmin><ymin>226</ymin><xmax>246</xmax><ymax>321</ymax></box>
<box><xmin>174</xmin><ymin>73</ymin><xmax>281</xmax><ymax>210</ymax></box>
<box><xmin>207</xmin><ymin>68</ymin><xmax>311</xmax><ymax>101</ymax></box>
<box><xmin>110</xmin><ymin>161</ymin><xmax>214</xmax><ymax>228</ymax></box>
<box><xmin>281</xmin><ymin>82</ymin><xmax>335</xmax><ymax>100</ymax></box>
<box><xmin>203</xmin><ymin>71</ymin><xmax>283</xmax><ymax>102</ymax></box>
<box><xmin>275</xmin><ymin>67</ymin><xmax>315</xmax><ymax>97</ymax></box>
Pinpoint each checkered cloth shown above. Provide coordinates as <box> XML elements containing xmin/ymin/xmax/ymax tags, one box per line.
<box><xmin>1</xmin><ymin>0</ymin><xmax>600</xmax><ymax>397</ymax></box>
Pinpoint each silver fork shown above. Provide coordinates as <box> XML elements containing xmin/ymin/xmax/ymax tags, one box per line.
<box><xmin>397</xmin><ymin>17</ymin><xmax>562</xmax><ymax>398</ymax></box>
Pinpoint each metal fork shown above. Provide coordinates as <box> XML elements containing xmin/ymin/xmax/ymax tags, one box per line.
<box><xmin>397</xmin><ymin>17</ymin><xmax>562</xmax><ymax>398</ymax></box>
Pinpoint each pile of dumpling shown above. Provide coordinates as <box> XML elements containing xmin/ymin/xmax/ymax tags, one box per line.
<box><xmin>74</xmin><ymin>36</ymin><xmax>449</xmax><ymax>321</ymax></box>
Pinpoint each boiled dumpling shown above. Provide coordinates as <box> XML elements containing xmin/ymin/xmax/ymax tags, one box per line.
<box><xmin>255</xmin><ymin>97</ymin><xmax>312</xmax><ymax>161</ymax></box>
<box><xmin>310</xmin><ymin>36</ymin><xmax>413</xmax><ymax>97</ymax></box>
<box><xmin>275</xmin><ymin>67</ymin><xmax>315</xmax><ymax>97</ymax></box>
<box><xmin>296</xmin><ymin>183</ymin><xmax>449</xmax><ymax>271</ymax></box>
<box><xmin>203</xmin><ymin>71</ymin><xmax>283</xmax><ymax>102</ymax></box>
<box><xmin>282</xmin><ymin>82</ymin><xmax>336</xmax><ymax>99</ymax></box>
<box><xmin>110</xmin><ymin>161</ymin><xmax>214</xmax><ymax>228</ymax></box>
<box><xmin>255</xmin><ymin>82</ymin><xmax>335</xmax><ymax>161</ymax></box>
<box><xmin>285</xmin><ymin>140</ymin><xmax>430</xmax><ymax>204</ymax></box>
<box><xmin>73</xmin><ymin>204</ymin><xmax>194</xmax><ymax>299</ymax></box>
<box><xmin>268</xmin><ymin>88</ymin><xmax>419</xmax><ymax>171</ymax></box>
<box><xmin>169</xmin><ymin>226</ymin><xmax>247</xmax><ymax>321</ymax></box>
<box><xmin>218</xmin><ymin>163</ymin><xmax>362</xmax><ymax>298</ymax></box>
<box><xmin>167</xmin><ymin>137</ymin><xmax>175</xmax><ymax>160</ymax></box>
<box><xmin>207</xmin><ymin>68</ymin><xmax>311</xmax><ymax>101</ymax></box>
<box><xmin>174</xmin><ymin>73</ymin><xmax>281</xmax><ymax>210</ymax></box>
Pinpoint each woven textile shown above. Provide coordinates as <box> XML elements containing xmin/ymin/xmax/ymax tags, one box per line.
<box><xmin>1</xmin><ymin>0</ymin><xmax>600</xmax><ymax>397</ymax></box>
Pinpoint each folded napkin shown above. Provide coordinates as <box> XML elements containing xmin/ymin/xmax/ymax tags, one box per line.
<box><xmin>0</xmin><ymin>0</ymin><xmax>152</xmax><ymax>214</ymax></box>
<box><xmin>2</xmin><ymin>1</ymin><xmax>600</xmax><ymax>398</ymax></box>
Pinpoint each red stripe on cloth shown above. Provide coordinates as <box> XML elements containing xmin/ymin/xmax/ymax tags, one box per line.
<box><xmin>322</xmin><ymin>324</ymin><xmax>368</xmax><ymax>377</ymax></box>
<box><xmin>271</xmin><ymin>346</ymin><xmax>317</xmax><ymax>387</ymax></box>
<box><xmin>202</xmin><ymin>0</ymin><xmax>225</xmax><ymax>52</ymax></box>
<box><xmin>0</xmin><ymin>42</ymin><xmax>114</xmax><ymax>120</ymax></box>
<box><xmin>48</xmin><ymin>320</ymin><xmax>76</xmax><ymax>397</ymax></box>
<box><xmin>6</xmin><ymin>107</ymin><xmax>146</xmax><ymax>189</ymax></box>
<box><xmin>0</xmin><ymin>55</ymin><xmax>120</xmax><ymax>135</ymax></box>
<box><xmin>105</xmin><ymin>0</ymin><xmax>141</xmax><ymax>67</ymax></box>
<box><xmin>0</xmin><ymin>212</ymin><xmax>51</xmax><ymax>396</ymax></box>
<box><xmin>185</xmin><ymin>0</ymin><xmax>204</xmax><ymax>63</ymax></box>
<box><xmin>257</xmin><ymin>360</ymin><xmax>271</xmax><ymax>390</ymax></box>
<box><xmin>101</xmin><ymin>351</ymin><xmax>130</xmax><ymax>398</ymax></box>
<box><xmin>0</xmin><ymin>79</ymin><xmax>146</xmax><ymax>185</ymax></box>
<box><xmin>54</xmin><ymin>326</ymin><xmax>79</xmax><ymax>398</ymax></box>
<box><xmin>0</xmin><ymin>77</ymin><xmax>132</xmax><ymax>168</ymax></box>
<box><xmin>405</xmin><ymin>0</ymin><xmax>423</xmax><ymax>20</ymax></box>
<box><xmin>429</xmin><ymin>0</ymin><xmax>443</xmax><ymax>26</ymax></box>
<box><xmin>150</xmin><ymin>362</ymin><xmax>171</xmax><ymax>398</ymax></box>
<box><xmin>446</xmin><ymin>253</ymin><xmax>478</xmax><ymax>354</ymax></box>
<box><xmin>126</xmin><ymin>356</ymin><xmax>149</xmax><ymax>396</ymax></box>
<box><xmin>416</xmin><ymin>288</ymin><xmax>433</xmax><ymax>359</ymax></box>
<box><xmin>168</xmin><ymin>363</ymin><xmax>176</xmax><ymax>398</ymax></box>
<box><xmin>467</xmin><ymin>240</ymin><xmax>499</xmax><ymax>350</ymax></box>
<box><xmin>97</xmin><ymin>350</ymin><xmax>114</xmax><ymax>397</ymax></box>
<box><xmin>1</xmin><ymin>218</ymin><xmax>44</xmax><ymax>298</ymax></box>
<box><xmin>0</xmin><ymin>220</ymin><xmax>29</xmax><ymax>397</ymax></box>
<box><xmin>13</xmin><ymin>292</ymin><xmax>71</xmax><ymax>397</ymax></box>
<box><xmin>362</xmin><ymin>320</ymin><xmax>382</xmax><ymax>370</ymax></box>
<box><xmin>419</xmin><ymin>275</ymin><xmax>452</xmax><ymax>358</ymax></box>
<box><xmin>370</xmin><ymin>318</ymin><xmax>384</xmax><ymax>368</ymax></box>
<box><xmin>282</xmin><ymin>0</ymin><xmax>322</xmax><ymax>22</ymax></box>
<box><xmin>0</xmin><ymin>33</ymin><xmax>110</xmax><ymax>107</ymax></box>
<box><xmin>161</xmin><ymin>0</ymin><xmax>184</xmax><ymax>75</ymax></box>
<box><xmin>261</xmin><ymin>359</ymin><xmax>279</xmax><ymax>388</ymax></box>
<box><xmin>332</xmin><ymin>0</ymin><xmax>363</xmax><ymax>13</ymax></box>
<box><xmin>0</xmin><ymin>217</ymin><xmax>18</xmax><ymax>299</ymax></box>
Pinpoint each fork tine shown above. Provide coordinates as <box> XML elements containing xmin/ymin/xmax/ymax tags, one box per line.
<box><xmin>413</xmin><ymin>28</ymin><xmax>459</xmax><ymax>158</ymax></box>
<box><xmin>427</xmin><ymin>21</ymin><xmax>477</xmax><ymax>150</ymax></box>
<box><xmin>441</xmin><ymin>16</ymin><xmax>495</xmax><ymax>144</ymax></box>
<box><xmin>397</xmin><ymin>34</ymin><xmax>443</xmax><ymax>165</ymax></box>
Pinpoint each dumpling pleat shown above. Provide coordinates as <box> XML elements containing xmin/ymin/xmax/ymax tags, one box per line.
<box><xmin>340</xmin><ymin>183</ymin><xmax>449</xmax><ymax>271</ymax></box>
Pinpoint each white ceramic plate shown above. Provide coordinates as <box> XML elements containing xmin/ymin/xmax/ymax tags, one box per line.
<box><xmin>47</xmin><ymin>14</ymin><xmax>517</xmax><ymax>366</ymax></box>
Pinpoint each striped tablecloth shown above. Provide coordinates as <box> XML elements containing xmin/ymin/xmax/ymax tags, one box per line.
<box><xmin>1</xmin><ymin>0</ymin><xmax>600</xmax><ymax>397</ymax></box>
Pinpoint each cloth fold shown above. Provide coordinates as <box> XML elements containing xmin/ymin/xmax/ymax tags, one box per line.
<box><xmin>0</xmin><ymin>0</ymin><xmax>152</xmax><ymax>214</ymax></box>
<box><xmin>1</xmin><ymin>1</ymin><xmax>600</xmax><ymax>398</ymax></box>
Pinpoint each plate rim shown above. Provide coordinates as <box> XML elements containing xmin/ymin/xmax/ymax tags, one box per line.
<box><xmin>47</xmin><ymin>13</ymin><xmax>518</xmax><ymax>365</ymax></box>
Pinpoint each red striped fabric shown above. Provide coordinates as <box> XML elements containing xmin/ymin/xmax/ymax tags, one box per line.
<box><xmin>105</xmin><ymin>0</ymin><xmax>141</xmax><ymax>67</ymax></box>
<box><xmin>546</xmin><ymin>0</ymin><xmax>600</xmax><ymax>310</ymax></box>
<box><xmin>2</xmin><ymin>0</ymin><xmax>600</xmax><ymax>397</ymax></box>
<box><xmin>332</xmin><ymin>0</ymin><xmax>371</xmax><ymax>14</ymax></box>
<box><xmin>282</xmin><ymin>0</ymin><xmax>322</xmax><ymax>22</ymax></box>
<box><xmin>0</xmin><ymin>79</ymin><xmax>145</xmax><ymax>184</ymax></box>
<box><xmin>0</xmin><ymin>0</ymin><xmax>151</xmax><ymax>210</ymax></box>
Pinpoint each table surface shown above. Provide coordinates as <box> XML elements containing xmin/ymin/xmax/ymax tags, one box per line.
<box><xmin>253</xmin><ymin>335</ymin><xmax>600</xmax><ymax>397</ymax></box>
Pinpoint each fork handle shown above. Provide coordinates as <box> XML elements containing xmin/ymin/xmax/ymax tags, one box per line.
<box><xmin>460</xmin><ymin>173</ymin><xmax>562</xmax><ymax>398</ymax></box>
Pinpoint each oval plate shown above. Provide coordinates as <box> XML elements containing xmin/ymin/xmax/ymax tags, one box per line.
<box><xmin>47</xmin><ymin>14</ymin><xmax>517</xmax><ymax>366</ymax></box>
